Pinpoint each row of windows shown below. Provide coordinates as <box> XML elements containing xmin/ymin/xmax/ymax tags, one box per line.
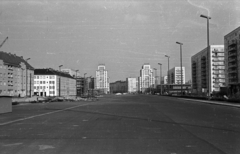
<box><xmin>34</xmin><ymin>75</ymin><xmax>55</xmax><ymax>79</ymax></box>
<box><xmin>34</xmin><ymin>81</ymin><xmax>55</xmax><ymax>84</ymax></box>
<box><xmin>34</xmin><ymin>86</ymin><xmax>55</xmax><ymax>89</ymax></box>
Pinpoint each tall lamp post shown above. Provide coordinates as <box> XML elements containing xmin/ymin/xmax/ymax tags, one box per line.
<box><xmin>158</xmin><ymin>63</ymin><xmax>162</xmax><ymax>95</ymax></box>
<box><xmin>176</xmin><ymin>41</ymin><xmax>183</xmax><ymax>95</ymax></box>
<box><xmin>165</xmin><ymin>55</ymin><xmax>170</xmax><ymax>93</ymax></box>
<box><xmin>200</xmin><ymin>14</ymin><xmax>211</xmax><ymax>97</ymax></box>
<box><xmin>84</xmin><ymin>73</ymin><xmax>87</xmax><ymax>95</ymax></box>
<box><xmin>25</xmin><ymin>58</ymin><xmax>30</xmax><ymax>97</ymax></box>
<box><xmin>153</xmin><ymin>68</ymin><xmax>157</xmax><ymax>89</ymax></box>
<box><xmin>75</xmin><ymin>70</ymin><xmax>79</xmax><ymax>98</ymax></box>
<box><xmin>59</xmin><ymin>65</ymin><xmax>63</xmax><ymax>97</ymax></box>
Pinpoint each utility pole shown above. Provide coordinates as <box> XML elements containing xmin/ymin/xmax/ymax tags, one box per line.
<box><xmin>75</xmin><ymin>70</ymin><xmax>79</xmax><ymax>99</ymax></box>
<box><xmin>165</xmin><ymin>55</ymin><xmax>170</xmax><ymax>94</ymax></box>
<box><xmin>158</xmin><ymin>63</ymin><xmax>162</xmax><ymax>95</ymax></box>
<box><xmin>176</xmin><ymin>42</ymin><xmax>183</xmax><ymax>95</ymax></box>
<box><xmin>59</xmin><ymin>65</ymin><xmax>63</xmax><ymax>97</ymax></box>
<box><xmin>200</xmin><ymin>14</ymin><xmax>211</xmax><ymax>97</ymax></box>
<box><xmin>25</xmin><ymin>58</ymin><xmax>30</xmax><ymax>97</ymax></box>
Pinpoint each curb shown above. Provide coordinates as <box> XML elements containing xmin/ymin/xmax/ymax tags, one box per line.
<box><xmin>178</xmin><ymin>98</ymin><xmax>240</xmax><ymax>108</ymax></box>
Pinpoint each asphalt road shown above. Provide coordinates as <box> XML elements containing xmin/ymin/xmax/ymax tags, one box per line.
<box><xmin>1</xmin><ymin>95</ymin><xmax>240</xmax><ymax>154</ymax></box>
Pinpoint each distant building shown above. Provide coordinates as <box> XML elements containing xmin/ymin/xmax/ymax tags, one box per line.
<box><xmin>138</xmin><ymin>63</ymin><xmax>155</xmax><ymax>92</ymax></box>
<box><xmin>61</xmin><ymin>68</ymin><xmax>80</xmax><ymax>78</ymax></box>
<box><xmin>96</xmin><ymin>64</ymin><xmax>109</xmax><ymax>94</ymax></box>
<box><xmin>0</xmin><ymin>51</ymin><xmax>34</xmax><ymax>97</ymax></box>
<box><xmin>161</xmin><ymin>76</ymin><xmax>168</xmax><ymax>84</ymax></box>
<box><xmin>126</xmin><ymin>78</ymin><xmax>138</xmax><ymax>93</ymax></box>
<box><xmin>110</xmin><ymin>81</ymin><xmax>127</xmax><ymax>93</ymax></box>
<box><xmin>224</xmin><ymin>26</ymin><xmax>240</xmax><ymax>94</ymax></box>
<box><xmin>168</xmin><ymin>67</ymin><xmax>185</xmax><ymax>84</ymax></box>
<box><xmin>34</xmin><ymin>68</ymin><xmax>76</xmax><ymax>97</ymax></box>
<box><xmin>191</xmin><ymin>45</ymin><xmax>225</xmax><ymax>95</ymax></box>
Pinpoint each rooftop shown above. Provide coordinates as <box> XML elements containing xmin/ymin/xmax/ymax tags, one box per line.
<box><xmin>34</xmin><ymin>68</ymin><xmax>75</xmax><ymax>79</ymax></box>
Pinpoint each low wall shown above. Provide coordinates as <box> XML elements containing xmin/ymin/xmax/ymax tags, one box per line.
<box><xmin>0</xmin><ymin>96</ymin><xmax>12</xmax><ymax>114</ymax></box>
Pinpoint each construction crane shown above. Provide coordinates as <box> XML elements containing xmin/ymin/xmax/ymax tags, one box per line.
<box><xmin>0</xmin><ymin>37</ymin><xmax>8</xmax><ymax>49</ymax></box>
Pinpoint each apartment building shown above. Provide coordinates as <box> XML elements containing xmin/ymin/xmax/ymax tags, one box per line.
<box><xmin>191</xmin><ymin>45</ymin><xmax>225</xmax><ymax>95</ymax></box>
<box><xmin>96</xmin><ymin>64</ymin><xmax>109</xmax><ymax>94</ymax></box>
<box><xmin>34</xmin><ymin>68</ymin><xmax>76</xmax><ymax>97</ymax></box>
<box><xmin>224</xmin><ymin>26</ymin><xmax>240</xmax><ymax>94</ymax></box>
<box><xmin>161</xmin><ymin>76</ymin><xmax>168</xmax><ymax>84</ymax></box>
<box><xmin>138</xmin><ymin>64</ymin><xmax>155</xmax><ymax>92</ymax></box>
<box><xmin>0</xmin><ymin>51</ymin><xmax>34</xmax><ymax>97</ymax></box>
<box><xmin>126</xmin><ymin>78</ymin><xmax>138</xmax><ymax>93</ymax></box>
<box><xmin>168</xmin><ymin>67</ymin><xmax>185</xmax><ymax>84</ymax></box>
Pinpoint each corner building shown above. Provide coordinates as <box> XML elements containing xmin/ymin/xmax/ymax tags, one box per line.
<box><xmin>0</xmin><ymin>51</ymin><xmax>34</xmax><ymax>97</ymax></box>
<box><xmin>191</xmin><ymin>45</ymin><xmax>225</xmax><ymax>95</ymax></box>
<box><xmin>224</xmin><ymin>26</ymin><xmax>240</xmax><ymax>94</ymax></box>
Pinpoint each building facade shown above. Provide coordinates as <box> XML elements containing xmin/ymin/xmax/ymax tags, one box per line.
<box><xmin>96</xmin><ymin>64</ymin><xmax>109</xmax><ymax>94</ymax></box>
<box><xmin>110</xmin><ymin>81</ymin><xmax>127</xmax><ymax>94</ymax></box>
<box><xmin>161</xmin><ymin>76</ymin><xmax>168</xmax><ymax>84</ymax></box>
<box><xmin>191</xmin><ymin>45</ymin><xmax>225</xmax><ymax>95</ymax></box>
<box><xmin>138</xmin><ymin>64</ymin><xmax>155</xmax><ymax>92</ymax></box>
<box><xmin>0</xmin><ymin>51</ymin><xmax>34</xmax><ymax>97</ymax></box>
<box><xmin>126</xmin><ymin>78</ymin><xmax>138</xmax><ymax>93</ymax></box>
<box><xmin>34</xmin><ymin>68</ymin><xmax>76</xmax><ymax>97</ymax></box>
<box><xmin>168</xmin><ymin>67</ymin><xmax>185</xmax><ymax>84</ymax></box>
<box><xmin>224</xmin><ymin>26</ymin><xmax>240</xmax><ymax>94</ymax></box>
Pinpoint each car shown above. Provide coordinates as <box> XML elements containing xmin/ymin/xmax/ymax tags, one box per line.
<box><xmin>115</xmin><ymin>93</ymin><xmax>122</xmax><ymax>95</ymax></box>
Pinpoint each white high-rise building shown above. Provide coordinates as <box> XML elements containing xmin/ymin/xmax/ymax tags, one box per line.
<box><xmin>168</xmin><ymin>67</ymin><xmax>185</xmax><ymax>84</ymax></box>
<box><xmin>96</xmin><ymin>64</ymin><xmax>109</xmax><ymax>94</ymax></box>
<box><xmin>138</xmin><ymin>64</ymin><xmax>155</xmax><ymax>92</ymax></box>
<box><xmin>126</xmin><ymin>78</ymin><xmax>138</xmax><ymax>93</ymax></box>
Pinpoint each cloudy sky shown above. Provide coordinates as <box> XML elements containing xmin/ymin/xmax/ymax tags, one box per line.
<box><xmin>0</xmin><ymin>0</ymin><xmax>240</xmax><ymax>82</ymax></box>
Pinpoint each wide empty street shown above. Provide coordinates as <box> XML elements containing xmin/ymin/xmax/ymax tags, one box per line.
<box><xmin>0</xmin><ymin>95</ymin><xmax>240</xmax><ymax>154</ymax></box>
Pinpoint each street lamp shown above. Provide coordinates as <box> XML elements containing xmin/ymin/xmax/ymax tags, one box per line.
<box><xmin>75</xmin><ymin>70</ymin><xmax>79</xmax><ymax>98</ymax></box>
<box><xmin>25</xmin><ymin>58</ymin><xmax>30</xmax><ymax>97</ymax></box>
<box><xmin>176</xmin><ymin>41</ymin><xmax>183</xmax><ymax>95</ymax></box>
<box><xmin>84</xmin><ymin>73</ymin><xmax>87</xmax><ymax>95</ymax></box>
<box><xmin>200</xmin><ymin>14</ymin><xmax>211</xmax><ymax>97</ymax></box>
<box><xmin>59</xmin><ymin>65</ymin><xmax>63</xmax><ymax>97</ymax></box>
<box><xmin>165</xmin><ymin>55</ymin><xmax>170</xmax><ymax>94</ymax></box>
<box><xmin>158</xmin><ymin>63</ymin><xmax>162</xmax><ymax>95</ymax></box>
<box><xmin>153</xmin><ymin>68</ymin><xmax>157</xmax><ymax>89</ymax></box>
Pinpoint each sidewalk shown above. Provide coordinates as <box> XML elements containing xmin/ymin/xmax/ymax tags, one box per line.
<box><xmin>178</xmin><ymin>98</ymin><xmax>240</xmax><ymax>108</ymax></box>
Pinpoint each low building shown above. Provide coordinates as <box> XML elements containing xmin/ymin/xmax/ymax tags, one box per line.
<box><xmin>34</xmin><ymin>68</ymin><xmax>76</xmax><ymax>97</ymax></box>
<box><xmin>224</xmin><ymin>26</ymin><xmax>240</xmax><ymax>94</ymax></box>
<box><xmin>0</xmin><ymin>51</ymin><xmax>34</xmax><ymax>97</ymax></box>
<box><xmin>110</xmin><ymin>81</ymin><xmax>127</xmax><ymax>94</ymax></box>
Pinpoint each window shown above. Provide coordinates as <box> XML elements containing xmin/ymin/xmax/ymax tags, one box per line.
<box><xmin>40</xmin><ymin>81</ymin><xmax>42</xmax><ymax>84</ymax></box>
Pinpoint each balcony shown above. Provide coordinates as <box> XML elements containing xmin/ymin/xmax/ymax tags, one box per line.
<box><xmin>228</xmin><ymin>46</ymin><xmax>236</xmax><ymax>52</ymax></box>
<box><xmin>229</xmin><ymin>75</ymin><xmax>237</xmax><ymax>80</ymax></box>
<box><xmin>213</xmin><ymin>72</ymin><xmax>225</xmax><ymax>75</ymax></box>
<box><xmin>213</xmin><ymin>80</ymin><xmax>225</xmax><ymax>83</ymax></box>
<box><xmin>212</xmin><ymin>55</ymin><xmax>224</xmax><ymax>57</ymax></box>
<box><xmin>213</xmin><ymin>68</ymin><xmax>225</xmax><ymax>70</ymax></box>
<box><xmin>228</xmin><ymin>69</ymin><xmax>238</xmax><ymax>74</ymax></box>
<box><xmin>212</xmin><ymin>63</ymin><xmax>224</xmax><ymax>66</ymax></box>
<box><xmin>228</xmin><ymin>52</ymin><xmax>237</xmax><ymax>58</ymax></box>
<box><xmin>213</xmin><ymin>76</ymin><xmax>225</xmax><ymax>79</ymax></box>
<box><xmin>228</xmin><ymin>63</ymin><xmax>237</xmax><ymax>69</ymax></box>
<box><xmin>228</xmin><ymin>43</ymin><xmax>236</xmax><ymax>47</ymax></box>
<box><xmin>228</xmin><ymin>58</ymin><xmax>237</xmax><ymax>63</ymax></box>
<box><xmin>212</xmin><ymin>59</ymin><xmax>224</xmax><ymax>62</ymax></box>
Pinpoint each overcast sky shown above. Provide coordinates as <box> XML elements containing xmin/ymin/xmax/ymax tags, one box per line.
<box><xmin>0</xmin><ymin>0</ymin><xmax>240</xmax><ymax>82</ymax></box>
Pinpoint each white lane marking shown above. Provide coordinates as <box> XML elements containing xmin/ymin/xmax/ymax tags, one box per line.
<box><xmin>39</xmin><ymin>145</ymin><xmax>55</xmax><ymax>150</ymax></box>
<box><xmin>3</xmin><ymin>143</ymin><xmax>23</xmax><ymax>147</ymax></box>
<box><xmin>0</xmin><ymin>103</ymin><xmax>89</xmax><ymax>126</ymax></box>
<box><xmin>178</xmin><ymin>98</ymin><xmax>240</xmax><ymax>108</ymax></box>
